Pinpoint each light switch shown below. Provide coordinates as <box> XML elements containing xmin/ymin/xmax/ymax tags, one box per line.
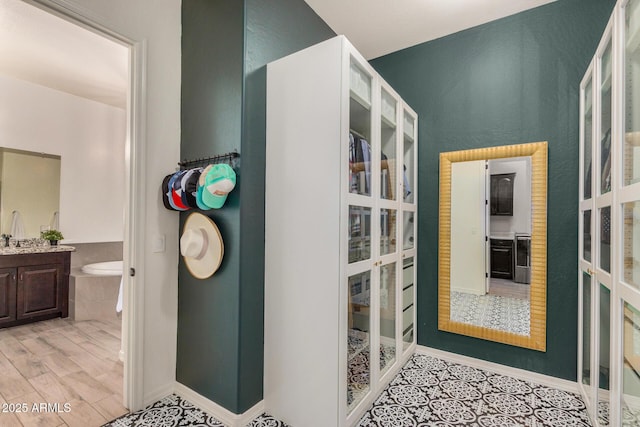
<box><xmin>152</xmin><ymin>234</ymin><xmax>165</xmax><ymax>253</ymax></box>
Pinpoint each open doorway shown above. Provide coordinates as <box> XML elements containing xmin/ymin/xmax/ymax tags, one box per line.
<box><xmin>0</xmin><ymin>0</ymin><xmax>140</xmax><ymax>424</ymax></box>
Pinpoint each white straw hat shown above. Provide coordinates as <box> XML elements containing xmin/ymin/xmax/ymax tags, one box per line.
<box><xmin>180</xmin><ymin>212</ymin><xmax>224</xmax><ymax>279</ymax></box>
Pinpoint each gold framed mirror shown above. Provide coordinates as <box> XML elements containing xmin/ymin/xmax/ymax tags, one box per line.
<box><xmin>438</xmin><ymin>141</ymin><xmax>547</xmax><ymax>351</ymax></box>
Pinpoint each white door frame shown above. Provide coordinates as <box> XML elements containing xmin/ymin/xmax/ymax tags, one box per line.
<box><xmin>27</xmin><ymin>0</ymin><xmax>146</xmax><ymax>411</ymax></box>
<box><xmin>484</xmin><ymin>161</ymin><xmax>490</xmax><ymax>294</ymax></box>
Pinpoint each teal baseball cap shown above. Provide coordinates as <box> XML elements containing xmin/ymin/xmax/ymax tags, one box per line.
<box><xmin>196</xmin><ymin>164</ymin><xmax>213</xmax><ymax>210</ymax></box>
<box><xmin>202</xmin><ymin>164</ymin><xmax>236</xmax><ymax>209</ymax></box>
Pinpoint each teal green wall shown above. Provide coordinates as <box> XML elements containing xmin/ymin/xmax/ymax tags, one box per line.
<box><xmin>371</xmin><ymin>0</ymin><xmax>615</xmax><ymax>380</ymax></box>
<box><xmin>178</xmin><ymin>0</ymin><xmax>333</xmax><ymax>414</ymax></box>
<box><xmin>178</xmin><ymin>0</ymin><xmax>244</xmax><ymax>412</ymax></box>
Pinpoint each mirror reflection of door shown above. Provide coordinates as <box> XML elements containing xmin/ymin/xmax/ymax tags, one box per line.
<box><xmin>449</xmin><ymin>156</ymin><xmax>532</xmax><ymax>336</ymax></box>
<box><xmin>450</xmin><ymin>160</ymin><xmax>486</xmax><ymax>296</ymax></box>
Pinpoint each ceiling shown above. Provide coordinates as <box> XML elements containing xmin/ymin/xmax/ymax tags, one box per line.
<box><xmin>0</xmin><ymin>0</ymin><xmax>128</xmax><ymax>108</ymax></box>
<box><xmin>304</xmin><ymin>0</ymin><xmax>558</xmax><ymax>59</ymax></box>
<box><xmin>0</xmin><ymin>0</ymin><xmax>558</xmax><ymax>108</ymax></box>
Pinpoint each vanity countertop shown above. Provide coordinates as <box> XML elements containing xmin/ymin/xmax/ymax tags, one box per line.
<box><xmin>0</xmin><ymin>245</ymin><xmax>75</xmax><ymax>256</ymax></box>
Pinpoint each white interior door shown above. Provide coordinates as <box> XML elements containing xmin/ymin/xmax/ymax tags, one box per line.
<box><xmin>450</xmin><ymin>160</ymin><xmax>486</xmax><ymax>295</ymax></box>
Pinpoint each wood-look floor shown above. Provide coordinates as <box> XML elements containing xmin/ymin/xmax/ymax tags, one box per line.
<box><xmin>488</xmin><ymin>277</ymin><xmax>530</xmax><ymax>300</ymax></box>
<box><xmin>0</xmin><ymin>318</ymin><xmax>127</xmax><ymax>427</ymax></box>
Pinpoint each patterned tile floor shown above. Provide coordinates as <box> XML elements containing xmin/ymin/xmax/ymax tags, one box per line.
<box><xmin>103</xmin><ymin>353</ymin><xmax>592</xmax><ymax>427</ymax></box>
<box><xmin>358</xmin><ymin>354</ymin><xmax>590</xmax><ymax>426</ymax></box>
<box><xmin>450</xmin><ymin>291</ymin><xmax>530</xmax><ymax>336</ymax></box>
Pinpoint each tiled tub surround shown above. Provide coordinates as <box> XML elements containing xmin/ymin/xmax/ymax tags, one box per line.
<box><xmin>70</xmin><ymin>242</ymin><xmax>123</xmax><ymax>270</ymax></box>
<box><xmin>69</xmin><ymin>273</ymin><xmax>121</xmax><ymax>322</ymax></box>
<box><xmin>69</xmin><ymin>242</ymin><xmax>123</xmax><ymax>322</ymax></box>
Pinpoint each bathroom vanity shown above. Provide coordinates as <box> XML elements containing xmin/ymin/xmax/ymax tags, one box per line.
<box><xmin>0</xmin><ymin>246</ymin><xmax>73</xmax><ymax>329</ymax></box>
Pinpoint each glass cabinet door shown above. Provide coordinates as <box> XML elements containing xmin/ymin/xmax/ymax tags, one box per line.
<box><xmin>598</xmin><ymin>284</ymin><xmax>611</xmax><ymax>426</ymax></box>
<box><xmin>624</xmin><ymin>202</ymin><xmax>640</xmax><ymax>290</ymax></box>
<box><xmin>380</xmin><ymin>88</ymin><xmax>397</xmax><ymax>201</ymax></box>
<box><xmin>380</xmin><ymin>209</ymin><xmax>397</xmax><ymax>256</ymax></box>
<box><xmin>401</xmin><ymin>109</ymin><xmax>416</xmax><ymax>356</ymax></box>
<box><xmin>349</xmin><ymin>206</ymin><xmax>371</xmax><ymax>264</ymax></box>
<box><xmin>579</xmin><ymin>67</ymin><xmax>596</xmax><ymax>413</ymax></box>
<box><xmin>600</xmin><ymin>43</ymin><xmax>612</xmax><ymax>196</ymax></box>
<box><xmin>379</xmin><ymin>262</ymin><xmax>396</xmax><ymax>377</ymax></box>
<box><xmin>346</xmin><ymin>55</ymin><xmax>417</xmax><ymax>418</ymax></box>
<box><xmin>402</xmin><ymin>111</ymin><xmax>417</xmax><ymax>253</ymax></box>
<box><xmin>349</xmin><ymin>60</ymin><xmax>373</xmax><ymax>197</ymax></box>
<box><xmin>598</xmin><ymin>38</ymin><xmax>613</xmax><ymax>276</ymax></box>
<box><xmin>347</xmin><ymin>57</ymin><xmax>374</xmax><ymax>415</ymax></box>
<box><xmin>580</xmin><ymin>73</ymin><xmax>593</xmax><ymax>267</ymax></box>
<box><xmin>623</xmin><ymin>0</ymin><xmax>640</xmax><ymax>293</ymax></box>
<box><xmin>403</xmin><ymin>212</ymin><xmax>414</xmax><ymax>251</ymax></box>
<box><xmin>402</xmin><ymin>112</ymin><xmax>416</xmax><ymax>205</ymax></box>
<box><xmin>348</xmin><ymin>270</ymin><xmax>371</xmax><ymax>412</ymax></box>
<box><xmin>584</xmin><ymin>77</ymin><xmax>593</xmax><ymax>201</ymax></box>
<box><xmin>402</xmin><ymin>257</ymin><xmax>415</xmax><ymax>352</ymax></box>
<box><xmin>623</xmin><ymin>302</ymin><xmax>640</xmax><ymax>426</ymax></box>
<box><xmin>625</xmin><ymin>0</ymin><xmax>640</xmax><ymax>188</ymax></box>
<box><xmin>581</xmin><ymin>273</ymin><xmax>593</xmax><ymax>406</ymax></box>
<box><xmin>621</xmin><ymin>4</ymin><xmax>640</xmax><ymax>425</ymax></box>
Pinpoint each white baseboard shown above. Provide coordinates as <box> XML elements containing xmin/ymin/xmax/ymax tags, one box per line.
<box><xmin>173</xmin><ymin>381</ymin><xmax>265</xmax><ymax>427</ymax></box>
<box><xmin>416</xmin><ymin>345</ymin><xmax>579</xmax><ymax>394</ymax></box>
<box><xmin>143</xmin><ymin>383</ymin><xmax>175</xmax><ymax>408</ymax></box>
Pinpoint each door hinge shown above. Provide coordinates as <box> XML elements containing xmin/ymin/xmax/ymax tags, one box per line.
<box><xmin>129</xmin><ymin>268</ymin><xmax>136</xmax><ymax>277</ymax></box>
<box><xmin>485</xmin><ymin>273</ymin><xmax>489</xmax><ymax>278</ymax></box>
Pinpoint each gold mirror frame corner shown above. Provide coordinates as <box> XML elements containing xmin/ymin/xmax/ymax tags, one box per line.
<box><xmin>438</xmin><ymin>141</ymin><xmax>548</xmax><ymax>352</ymax></box>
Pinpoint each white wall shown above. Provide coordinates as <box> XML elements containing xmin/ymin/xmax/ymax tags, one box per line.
<box><xmin>450</xmin><ymin>160</ymin><xmax>486</xmax><ymax>295</ymax></box>
<box><xmin>0</xmin><ymin>74</ymin><xmax>125</xmax><ymax>243</ymax></box>
<box><xmin>489</xmin><ymin>157</ymin><xmax>532</xmax><ymax>235</ymax></box>
<box><xmin>17</xmin><ymin>0</ymin><xmax>181</xmax><ymax>408</ymax></box>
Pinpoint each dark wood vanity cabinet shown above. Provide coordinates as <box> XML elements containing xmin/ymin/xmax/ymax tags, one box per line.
<box><xmin>0</xmin><ymin>251</ymin><xmax>70</xmax><ymax>329</ymax></box>
<box><xmin>0</xmin><ymin>268</ymin><xmax>17</xmax><ymax>326</ymax></box>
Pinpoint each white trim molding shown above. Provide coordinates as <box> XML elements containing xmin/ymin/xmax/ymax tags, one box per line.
<box><xmin>173</xmin><ymin>382</ymin><xmax>265</xmax><ymax>427</ymax></box>
<box><xmin>416</xmin><ymin>345</ymin><xmax>580</xmax><ymax>394</ymax></box>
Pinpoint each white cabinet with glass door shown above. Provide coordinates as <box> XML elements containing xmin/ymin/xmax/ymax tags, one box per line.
<box><xmin>579</xmin><ymin>15</ymin><xmax>614</xmax><ymax>425</ymax></box>
<box><xmin>264</xmin><ymin>35</ymin><xmax>417</xmax><ymax>427</ymax></box>
<box><xmin>579</xmin><ymin>1</ymin><xmax>640</xmax><ymax>426</ymax></box>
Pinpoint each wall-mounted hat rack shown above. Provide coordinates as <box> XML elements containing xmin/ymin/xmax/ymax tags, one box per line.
<box><xmin>178</xmin><ymin>150</ymin><xmax>240</xmax><ymax>170</ymax></box>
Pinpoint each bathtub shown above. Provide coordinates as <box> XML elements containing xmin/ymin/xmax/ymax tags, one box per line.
<box><xmin>81</xmin><ymin>260</ymin><xmax>123</xmax><ymax>276</ymax></box>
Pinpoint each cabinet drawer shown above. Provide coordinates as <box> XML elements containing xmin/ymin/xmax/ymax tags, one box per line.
<box><xmin>403</xmin><ymin>304</ymin><xmax>414</xmax><ymax>330</ymax></box>
<box><xmin>403</xmin><ymin>326</ymin><xmax>414</xmax><ymax>343</ymax></box>
<box><xmin>403</xmin><ymin>264</ymin><xmax>414</xmax><ymax>287</ymax></box>
<box><xmin>402</xmin><ymin>285</ymin><xmax>414</xmax><ymax>311</ymax></box>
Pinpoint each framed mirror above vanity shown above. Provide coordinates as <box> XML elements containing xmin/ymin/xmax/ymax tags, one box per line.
<box><xmin>438</xmin><ymin>141</ymin><xmax>547</xmax><ymax>351</ymax></box>
<box><xmin>0</xmin><ymin>147</ymin><xmax>61</xmax><ymax>238</ymax></box>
